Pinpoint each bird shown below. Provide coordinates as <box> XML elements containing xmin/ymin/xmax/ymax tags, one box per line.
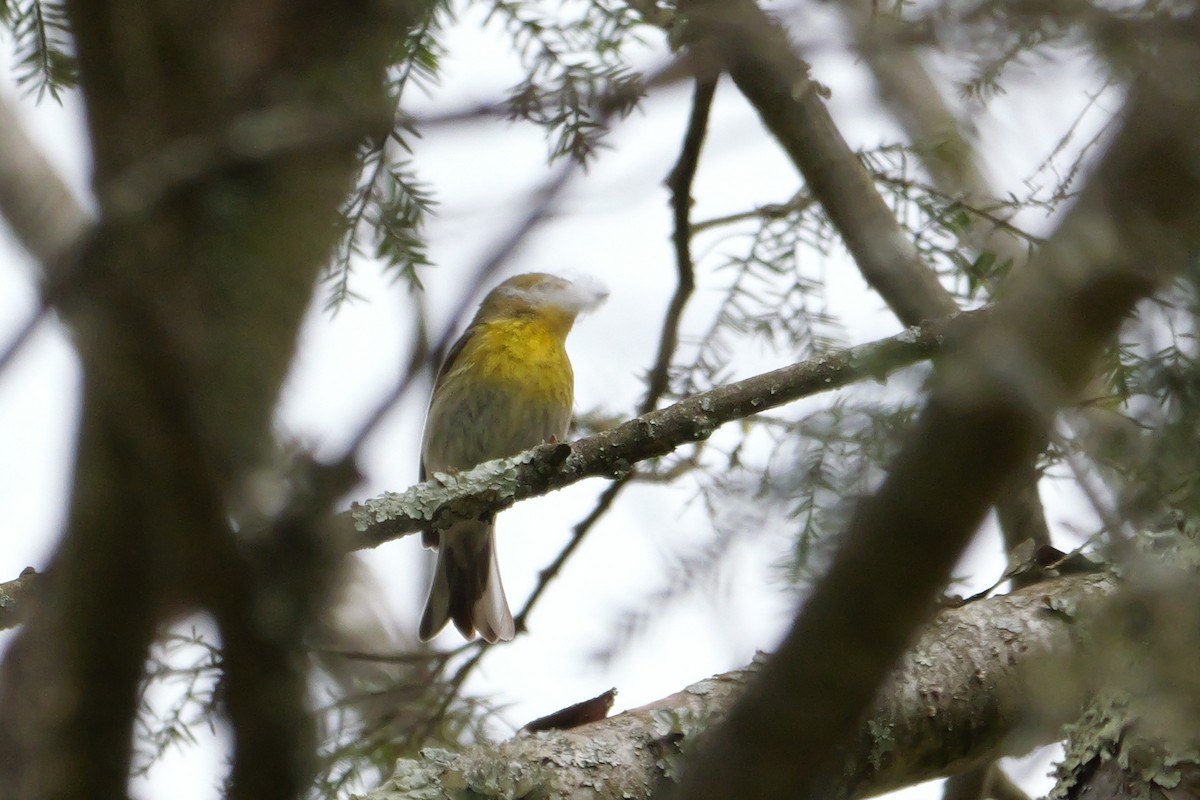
<box><xmin>418</xmin><ymin>272</ymin><xmax>608</xmax><ymax>642</ymax></box>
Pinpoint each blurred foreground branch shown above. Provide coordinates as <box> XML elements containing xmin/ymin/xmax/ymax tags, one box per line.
<box><xmin>836</xmin><ymin>0</ymin><xmax>1054</xmax><ymax>567</ymax></box>
<box><xmin>0</xmin><ymin>92</ymin><xmax>91</xmax><ymax>269</ymax></box>
<box><xmin>364</xmin><ymin>573</ymin><xmax>1114</xmax><ymax>800</ymax></box>
<box><xmin>0</xmin><ymin>2</ymin><xmax>421</xmax><ymax>798</ymax></box>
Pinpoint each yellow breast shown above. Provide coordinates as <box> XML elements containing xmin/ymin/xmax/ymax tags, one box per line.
<box><xmin>454</xmin><ymin>315</ymin><xmax>574</xmax><ymax>405</ymax></box>
<box><xmin>423</xmin><ymin>313</ymin><xmax>575</xmax><ymax>472</ymax></box>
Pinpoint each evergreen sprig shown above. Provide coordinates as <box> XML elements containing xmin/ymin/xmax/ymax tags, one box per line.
<box><xmin>489</xmin><ymin>0</ymin><xmax>647</xmax><ymax>164</ymax></box>
<box><xmin>1</xmin><ymin>0</ymin><xmax>77</xmax><ymax>101</ymax></box>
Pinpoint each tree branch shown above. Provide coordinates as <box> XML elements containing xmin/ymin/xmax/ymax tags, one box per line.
<box><xmin>677</xmin><ymin>0</ymin><xmax>958</xmax><ymax>326</ymax></box>
<box><xmin>0</xmin><ymin>92</ymin><xmax>95</xmax><ymax>381</ymax></box>
<box><xmin>1049</xmin><ymin>529</ymin><xmax>1200</xmax><ymax>800</ymax></box>
<box><xmin>843</xmin><ymin>4</ymin><xmax>1032</xmax><ymax>274</ymax></box>
<box><xmin>674</xmin><ymin>0</ymin><xmax>1053</xmax><ymax>565</ymax></box>
<box><xmin>351</xmin><ymin>310</ymin><xmax>979</xmax><ymax>547</ymax></box>
<box><xmin>363</xmin><ymin>573</ymin><xmax>1115</xmax><ymax>800</ymax></box>
<box><xmin>837</xmin><ymin>2</ymin><xmax>1054</xmax><ymax>559</ymax></box>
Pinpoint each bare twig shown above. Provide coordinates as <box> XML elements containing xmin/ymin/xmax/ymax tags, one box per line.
<box><xmin>513</xmin><ymin>478</ymin><xmax>625</xmax><ymax>635</ymax></box>
<box><xmin>644</xmin><ymin>75</ymin><xmax>715</xmax><ymax>412</ymax></box>
<box><xmin>691</xmin><ymin>191</ymin><xmax>814</xmax><ymax>233</ymax></box>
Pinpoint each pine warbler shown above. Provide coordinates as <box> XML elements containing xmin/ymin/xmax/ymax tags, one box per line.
<box><xmin>418</xmin><ymin>273</ymin><xmax>608</xmax><ymax>642</ymax></box>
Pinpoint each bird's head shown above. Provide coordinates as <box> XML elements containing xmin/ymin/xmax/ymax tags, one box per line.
<box><xmin>473</xmin><ymin>273</ymin><xmax>608</xmax><ymax>335</ymax></box>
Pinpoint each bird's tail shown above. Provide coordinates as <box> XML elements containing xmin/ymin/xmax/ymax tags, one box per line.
<box><xmin>419</xmin><ymin>519</ymin><xmax>515</xmax><ymax>643</ymax></box>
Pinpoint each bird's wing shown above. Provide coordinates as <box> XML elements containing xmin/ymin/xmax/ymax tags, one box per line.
<box><xmin>419</xmin><ymin>323</ymin><xmax>476</xmax><ymax>483</ymax></box>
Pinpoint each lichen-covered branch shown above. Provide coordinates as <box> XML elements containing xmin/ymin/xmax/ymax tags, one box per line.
<box><xmin>0</xmin><ymin>568</ymin><xmax>37</xmax><ymax>632</ymax></box>
<box><xmin>1050</xmin><ymin>534</ymin><xmax>1200</xmax><ymax>800</ymax></box>
<box><xmin>364</xmin><ymin>573</ymin><xmax>1115</xmax><ymax>800</ymax></box>
<box><xmin>351</xmin><ymin>310</ymin><xmax>980</xmax><ymax>547</ymax></box>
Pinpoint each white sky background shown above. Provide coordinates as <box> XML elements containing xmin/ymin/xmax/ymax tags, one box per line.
<box><xmin>0</xmin><ymin>4</ymin><xmax>1120</xmax><ymax>799</ymax></box>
